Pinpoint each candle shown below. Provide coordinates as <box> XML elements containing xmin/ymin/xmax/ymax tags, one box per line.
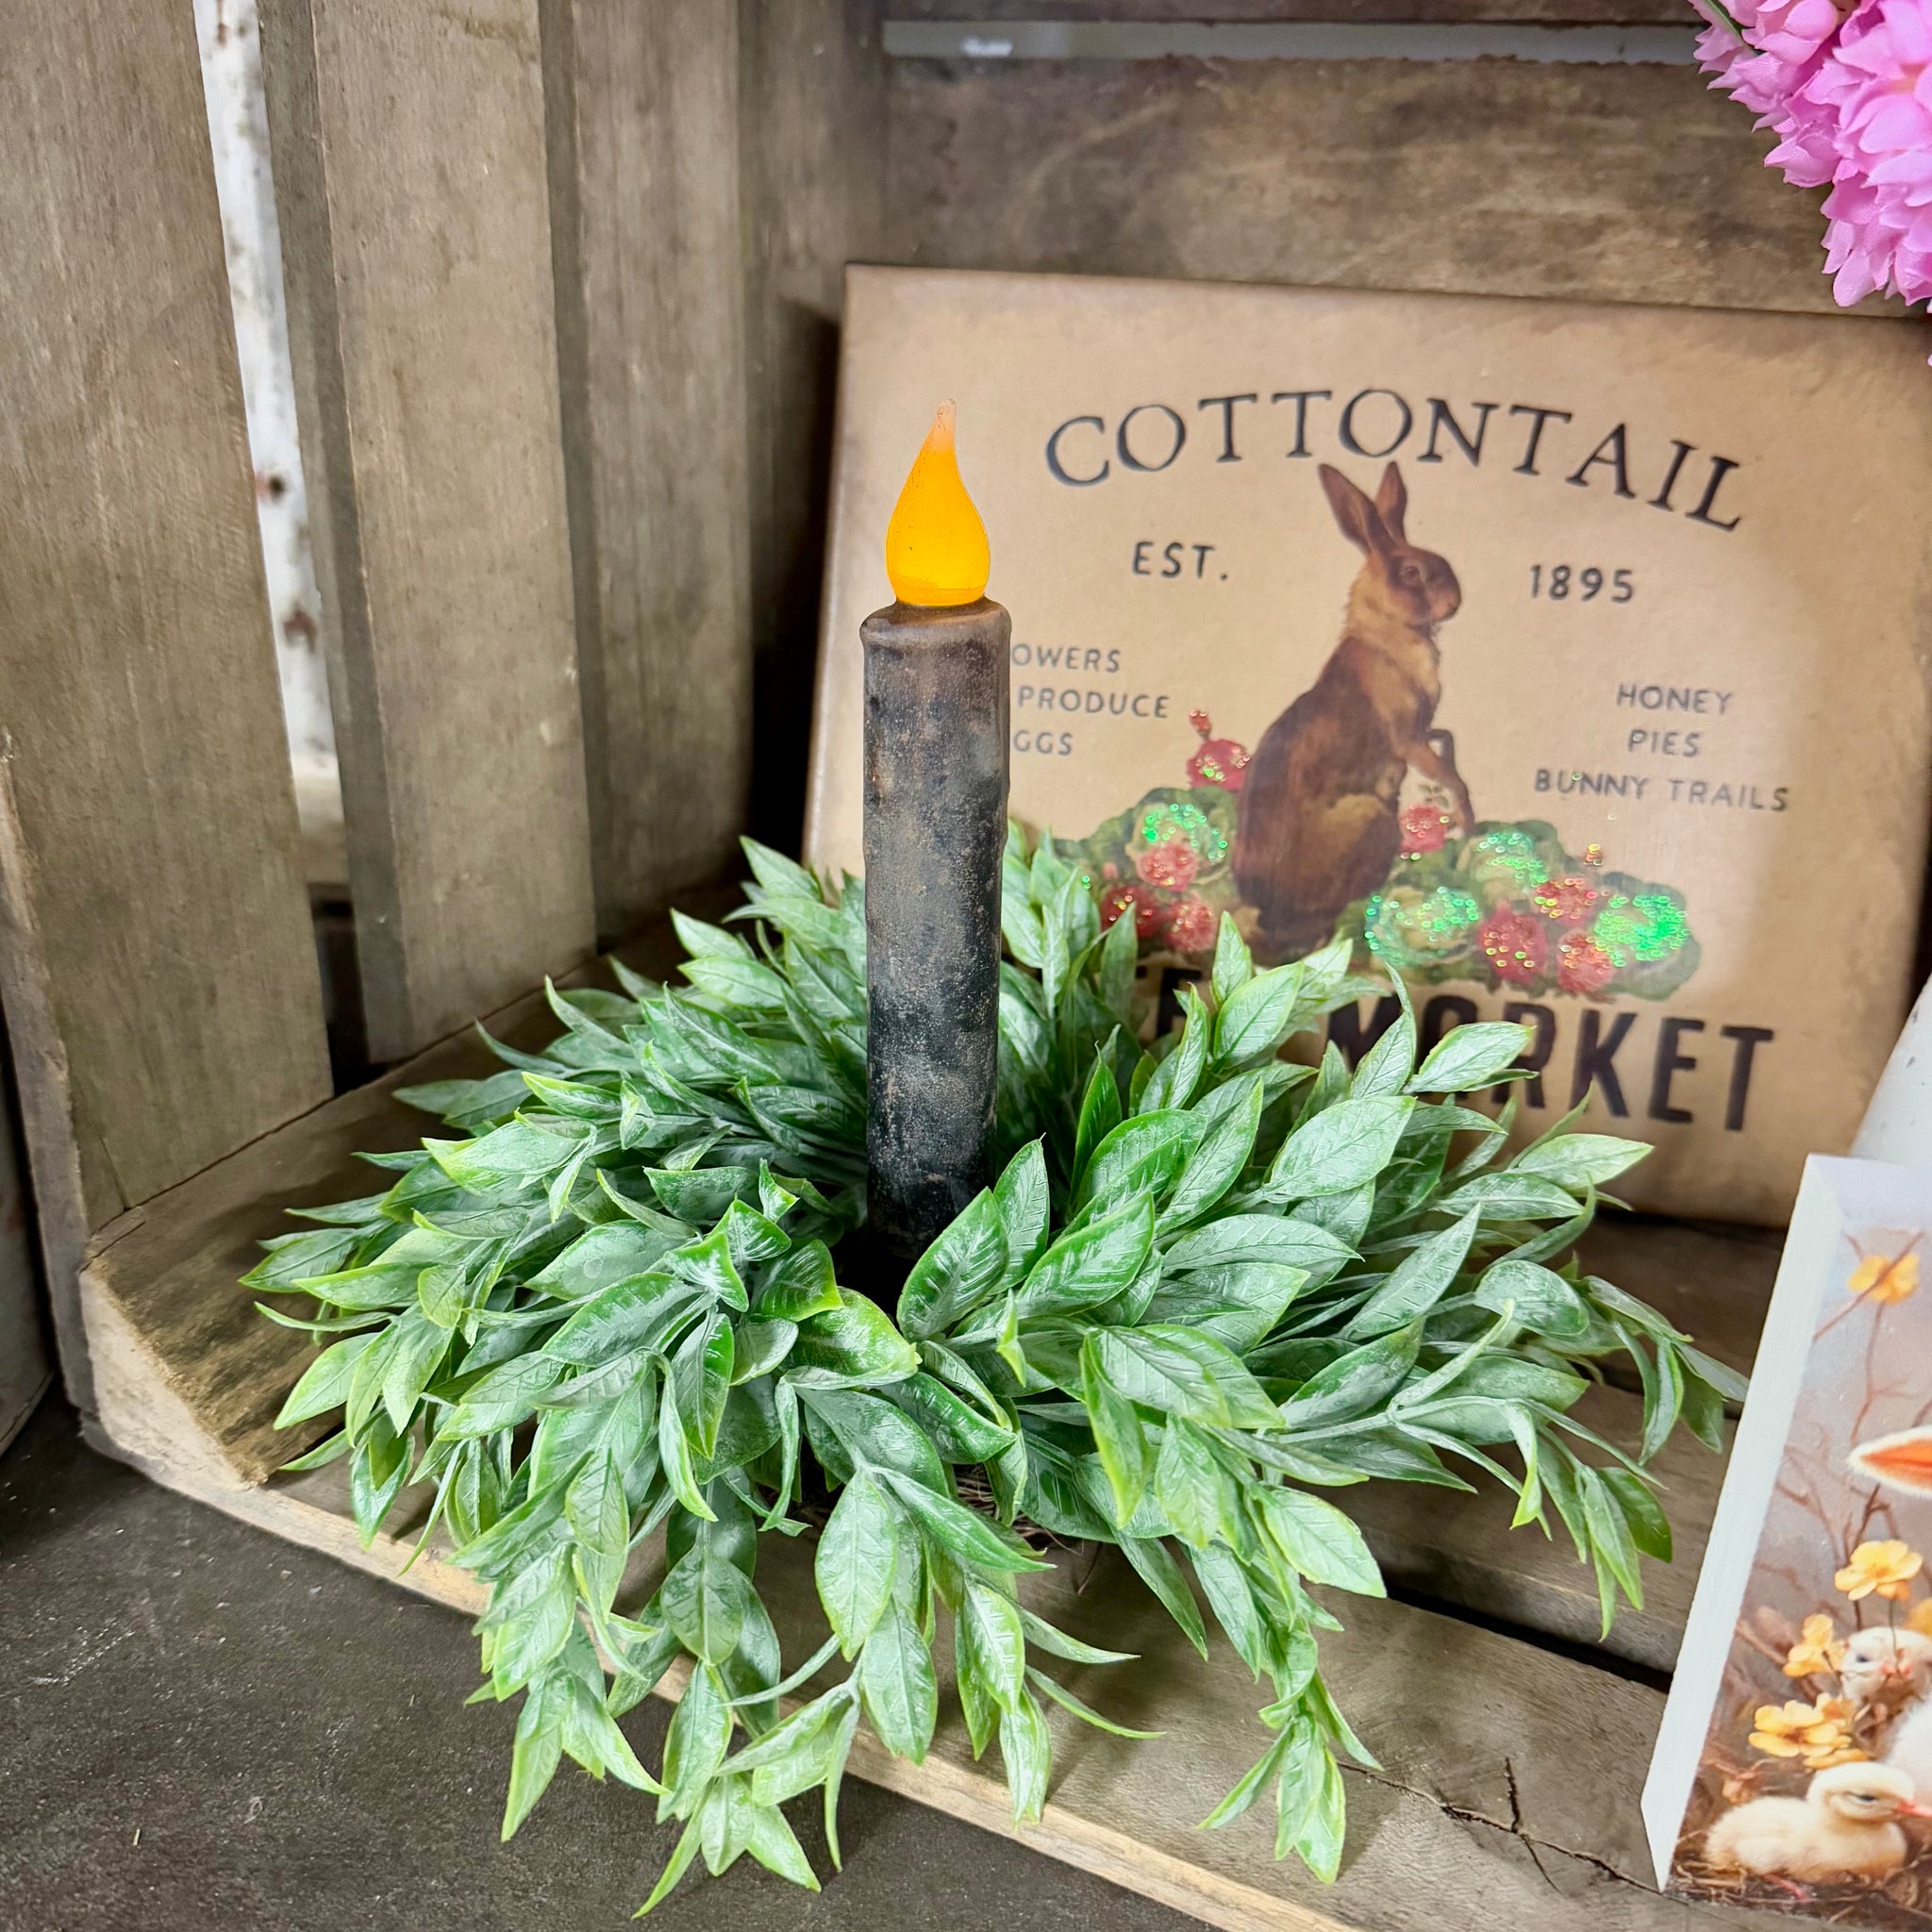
<box><xmin>863</xmin><ymin>403</ymin><xmax>1009</xmax><ymax>1260</ymax></box>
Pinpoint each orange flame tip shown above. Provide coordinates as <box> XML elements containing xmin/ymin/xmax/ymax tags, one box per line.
<box><xmin>884</xmin><ymin>401</ymin><xmax>991</xmax><ymax>608</ymax></box>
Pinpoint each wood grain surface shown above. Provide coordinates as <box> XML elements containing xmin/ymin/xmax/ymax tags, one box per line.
<box><xmin>0</xmin><ymin>1</ymin><xmax>330</xmax><ymax>1374</ymax></box>
<box><xmin>541</xmin><ymin>0</ymin><xmax>757</xmax><ymax>938</ymax></box>
<box><xmin>739</xmin><ymin>1</ymin><xmax>891</xmax><ymax>855</ymax></box>
<box><xmin>892</xmin><ymin>1</ymin><xmax>1691</xmax><ymax>24</ymax></box>
<box><xmin>883</xmin><ymin>54</ymin><xmax>1868</xmax><ymax>320</ymax></box>
<box><xmin>260</xmin><ymin>0</ymin><xmax>595</xmax><ymax>1060</ymax></box>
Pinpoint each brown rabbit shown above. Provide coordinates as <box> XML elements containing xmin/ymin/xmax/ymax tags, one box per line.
<box><xmin>1233</xmin><ymin>462</ymin><xmax>1473</xmax><ymax>958</ymax></box>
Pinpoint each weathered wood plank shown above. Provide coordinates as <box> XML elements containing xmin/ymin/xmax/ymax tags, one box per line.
<box><xmin>0</xmin><ymin>0</ymin><xmax>331</xmax><ymax>1413</ymax></box>
<box><xmin>99</xmin><ymin>1444</ymin><xmax>1779</xmax><ymax>1931</ymax></box>
<box><xmin>260</xmin><ymin>0</ymin><xmax>595</xmax><ymax>1060</ymax></box>
<box><xmin>739</xmin><ymin>0</ymin><xmax>890</xmax><ymax>854</ymax></box>
<box><xmin>541</xmin><ymin>0</ymin><xmax>756</xmax><ymax>938</ymax></box>
<box><xmin>884</xmin><ymin>55</ymin><xmax>1872</xmax><ymax>320</ymax></box>
<box><xmin>894</xmin><ymin>1</ymin><xmax>1690</xmax><ymax>23</ymax></box>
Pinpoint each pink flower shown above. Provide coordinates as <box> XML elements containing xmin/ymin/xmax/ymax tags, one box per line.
<box><xmin>1098</xmin><ymin>880</ymin><xmax>1162</xmax><ymax>941</ymax></box>
<box><xmin>1163</xmin><ymin>896</ymin><xmax>1219</xmax><ymax>954</ymax></box>
<box><xmin>1135</xmin><ymin>836</ymin><xmax>1200</xmax><ymax>891</ymax></box>
<box><xmin>1477</xmin><ymin>909</ymin><xmax>1547</xmax><ymax>989</ymax></box>
<box><xmin>1399</xmin><ymin>802</ymin><xmax>1453</xmax><ymax>856</ymax></box>
<box><xmin>1698</xmin><ymin>0</ymin><xmax>1932</xmax><ymax>318</ymax></box>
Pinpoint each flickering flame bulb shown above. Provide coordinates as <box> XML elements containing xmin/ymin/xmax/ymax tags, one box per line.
<box><xmin>884</xmin><ymin>401</ymin><xmax>990</xmax><ymax>608</ymax></box>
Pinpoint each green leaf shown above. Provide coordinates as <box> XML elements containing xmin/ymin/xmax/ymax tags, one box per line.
<box><xmin>659</xmin><ymin>1540</ymin><xmax>755</xmax><ymax>1664</ymax></box>
<box><xmin>1027</xmin><ymin>1666</ymin><xmax>1161</xmax><ymax>1739</ymax></box>
<box><xmin>348</xmin><ymin>1414</ymin><xmax>410</xmax><ymax>1544</ymax></box>
<box><xmin>1604</xmin><ymin>1466</ymin><xmax>1673</xmax><ymax>1561</ymax></box>
<box><xmin>1349</xmin><ymin>1010</ymin><xmax>1417</xmax><ymax>1099</ymax></box>
<box><xmin>1436</xmin><ymin>1172</ymin><xmax>1579</xmax><ymax>1222</ymax></box>
<box><xmin>1280</xmin><ymin>1729</ymin><xmax>1346</xmax><ymax>1880</ymax></box>
<box><xmin>502</xmin><ymin>1679</ymin><xmax>565</xmax><ymax>1839</ymax></box>
<box><xmin>1256</xmin><ymin>1488</ymin><xmax>1385</xmax><ymax>1596</ymax></box>
<box><xmin>1474</xmin><ymin>1257</ymin><xmax>1592</xmax><ymax>1338</ymax></box>
<box><xmin>1268</xmin><ymin>1096</ymin><xmax>1414</xmax><ymax>1201</ymax></box>
<box><xmin>816</xmin><ymin>1474</ymin><xmax>901</xmax><ymax>1656</ymax></box>
<box><xmin>758</xmin><ymin>1241</ymin><xmax>842</xmax><ymax>1322</ymax></box>
<box><xmin>1097</xmin><ymin>899</ymin><xmax>1139</xmax><ymax>1022</ymax></box>
<box><xmin>1215</xmin><ymin>961</ymin><xmax>1307</xmax><ymax>1067</ymax></box>
<box><xmin>1072</xmin><ymin>1052</ymin><xmax>1124</xmax><ymax>1194</ymax></box>
<box><xmin>1342</xmin><ymin>1208</ymin><xmax>1480</xmax><ymax>1340</ymax></box>
<box><xmin>444</xmin><ymin>1353</ymin><xmax>567</xmax><ymax>1438</ymax></box>
<box><xmin>858</xmin><ymin>1608</ymin><xmax>938</xmax><ymax>1763</ymax></box>
<box><xmin>1164</xmin><ymin>1215</ymin><xmax>1353</xmax><ymax>1284</ymax></box>
<box><xmin>880</xmin><ymin>1471</ymin><xmax>1047</xmax><ymax>1574</ymax></box>
<box><xmin>656</xmin><ymin>1368</ymin><xmax>715</xmax><ymax>1520</ymax></box>
<box><xmin>991</xmin><ymin>1140</ymin><xmax>1050</xmax><ymax>1288</ymax></box>
<box><xmin>1091</xmin><ymin>1325</ymin><xmax>1279</xmax><ymax>1431</ymax></box>
<box><xmin>1079</xmin><ymin>1111</ymin><xmax>1204</xmax><ymax>1210</ymax></box>
<box><xmin>897</xmin><ymin>1191</ymin><xmax>1008</xmax><ymax>1341</ymax></box>
<box><xmin>731</xmin><ymin>1317</ymin><xmax>797</xmax><ymax>1384</ymax></box>
<box><xmin>565</xmin><ymin>1449</ymin><xmax>629</xmax><ymax>1560</ymax></box>
<box><xmin>960</xmin><ymin>1581</ymin><xmax>1027</xmax><ymax>1714</ymax></box>
<box><xmin>1210</xmin><ymin>914</ymin><xmax>1253</xmax><ymax>1008</ymax></box>
<box><xmin>1016</xmin><ymin>1195</ymin><xmax>1155</xmax><ymax>1318</ymax></box>
<box><xmin>275</xmin><ymin>1332</ymin><xmax>376</xmax><ymax>1428</ymax></box>
<box><xmin>997</xmin><ymin>1687</ymin><xmax>1052</xmax><ymax>1824</ymax></box>
<box><xmin>1142</xmin><ymin>988</ymin><xmax>1211</xmax><ymax>1113</ymax></box>
<box><xmin>886</xmin><ymin>1373</ymin><xmax>1013</xmax><ymax>1463</ymax></box>
<box><xmin>789</xmin><ymin>1291</ymin><xmax>919</xmax><ymax>1388</ymax></box>
<box><xmin>673</xmin><ymin>1310</ymin><xmax>735</xmax><ymax>1459</ymax></box>
<box><xmin>1153</xmin><ymin>1418</ymin><xmax>1241</xmax><ymax>1552</ymax></box>
<box><xmin>1120</xmin><ymin>1535</ymin><xmax>1208</xmax><ymax>1658</ymax></box>
<box><xmin>429</xmin><ymin>1120</ymin><xmax>585</xmax><ymax>1188</ymax></box>
<box><xmin>1203</xmin><ymin>1728</ymin><xmax>1292</xmax><ymax>1829</ymax></box>
<box><xmin>1160</xmin><ymin>1075</ymin><xmax>1262</xmax><ymax>1231</ymax></box>
<box><xmin>1017</xmin><ymin>1609</ymin><xmax>1135</xmax><ymax>1666</ymax></box>
<box><xmin>1081</xmin><ymin>1334</ymin><xmax>1153</xmax><ymax>1522</ymax></box>
<box><xmin>1408</xmin><ymin>1021</ymin><xmax>1529</xmax><ymax>1093</ymax></box>
<box><xmin>1509</xmin><ymin>1133</ymin><xmax>1651</xmax><ymax>1190</ymax></box>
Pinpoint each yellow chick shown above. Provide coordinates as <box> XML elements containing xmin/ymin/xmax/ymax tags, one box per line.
<box><xmin>1840</xmin><ymin>1626</ymin><xmax>1932</xmax><ymax>1709</ymax></box>
<box><xmin>1706</xmin><ymin>1762</ymin><xmax>1931</xmax><ymax>1888</ymax></box>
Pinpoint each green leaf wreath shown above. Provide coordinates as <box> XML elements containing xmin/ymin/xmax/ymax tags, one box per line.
<box><xmin>249</xmin><ymin>826</ymin><xmax>1741</xmax><ymax>1912</ymax></box>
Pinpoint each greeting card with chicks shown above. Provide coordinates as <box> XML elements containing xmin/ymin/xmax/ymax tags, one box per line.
<box><xmin>1646</xmin><ymin>1156</ymin><xmax>1932</xmax><ymax>1922</ymax></box>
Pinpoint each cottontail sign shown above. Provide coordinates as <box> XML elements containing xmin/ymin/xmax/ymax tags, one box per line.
<box><xmin>806</xmin><ymin>267</ymin><xmax>1932</xmax><ymax>1222</ymax></box>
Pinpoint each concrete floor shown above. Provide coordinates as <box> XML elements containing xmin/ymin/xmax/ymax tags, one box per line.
<box><xmin>0</xmin><ymin>1397</ymin><xmax>1202</xmax><ymax>1931</ymax></box>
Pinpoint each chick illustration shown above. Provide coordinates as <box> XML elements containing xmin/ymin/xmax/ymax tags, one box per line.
<box><xmin>1840</xmin><ymin>1625</ymin><xmax>1932</xmax><ymax>1711</ymax></box>
<box><xmin>1706</xmin><ymin>1762</ymin><xmax>1931</xmax><ymax>1892</ymax></box>
<box><xmin>1888</xmin><ymin>1694</ymin><xmax>1932</xmax><ymax>1800</ymax></box>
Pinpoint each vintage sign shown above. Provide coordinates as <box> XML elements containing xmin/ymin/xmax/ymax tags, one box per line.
<box><xmin>807</xmin><ymin>267</ymin><xmax>1932</xmax><ymax>1222</ymax></box>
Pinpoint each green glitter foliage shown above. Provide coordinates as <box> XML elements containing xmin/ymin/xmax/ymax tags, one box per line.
<box><xmin>251</xmin><ymin>829</ymin><xmax>1739</xmax><ymax>1914</ymax></box>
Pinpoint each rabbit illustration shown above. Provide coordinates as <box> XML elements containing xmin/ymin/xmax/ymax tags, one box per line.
<box><xmin>1233</xmin><ymin>461</ymin><xmax>1473</xmax><ymax>958</ymax></box>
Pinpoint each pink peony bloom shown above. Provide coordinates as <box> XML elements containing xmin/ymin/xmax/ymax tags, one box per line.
<box><xmin>1697</xmin><ymin>0</ymin><xmax>1932</xmax><ymax>322</ymax></box>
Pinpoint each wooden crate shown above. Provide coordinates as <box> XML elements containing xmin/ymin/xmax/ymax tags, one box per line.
<box><xmin>0</xmin><ymin>2</ymin><xmax>1891</xmax><ymax>1925</ymax></box>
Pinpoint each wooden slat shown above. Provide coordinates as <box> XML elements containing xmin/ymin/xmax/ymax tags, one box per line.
<box><xmin>260</xmin><ymin>0</ymin><xmax>596</xmax><ymax>1060</ymax></box>
<box><xmin>0</xmin><ymin>0</ymin><xmax>332</xmax><ymax>1414</ymax></box>
<box><xmin>892</xmin><ymin>1</ymin><xmax>1691</xmax><ymax>24</ymax></box>
<box><xmin>883</xmin><ymin>55</ymin><xmax>1871</xmax><ymax>319</ymax></box>
<box><xmin>541</xmin><ymin>0</ymin><xmax>757</xmax><ymax>938</ymax></box>
<box><xmin>739</xmin><ymin>0</ymin><xmax>890</xmax><ymax>855</ymax></box>
<box><xmin>102</xmin><ymin>1439</ymin><xmax>1768</xmax><ymax>1928</ymax></box>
